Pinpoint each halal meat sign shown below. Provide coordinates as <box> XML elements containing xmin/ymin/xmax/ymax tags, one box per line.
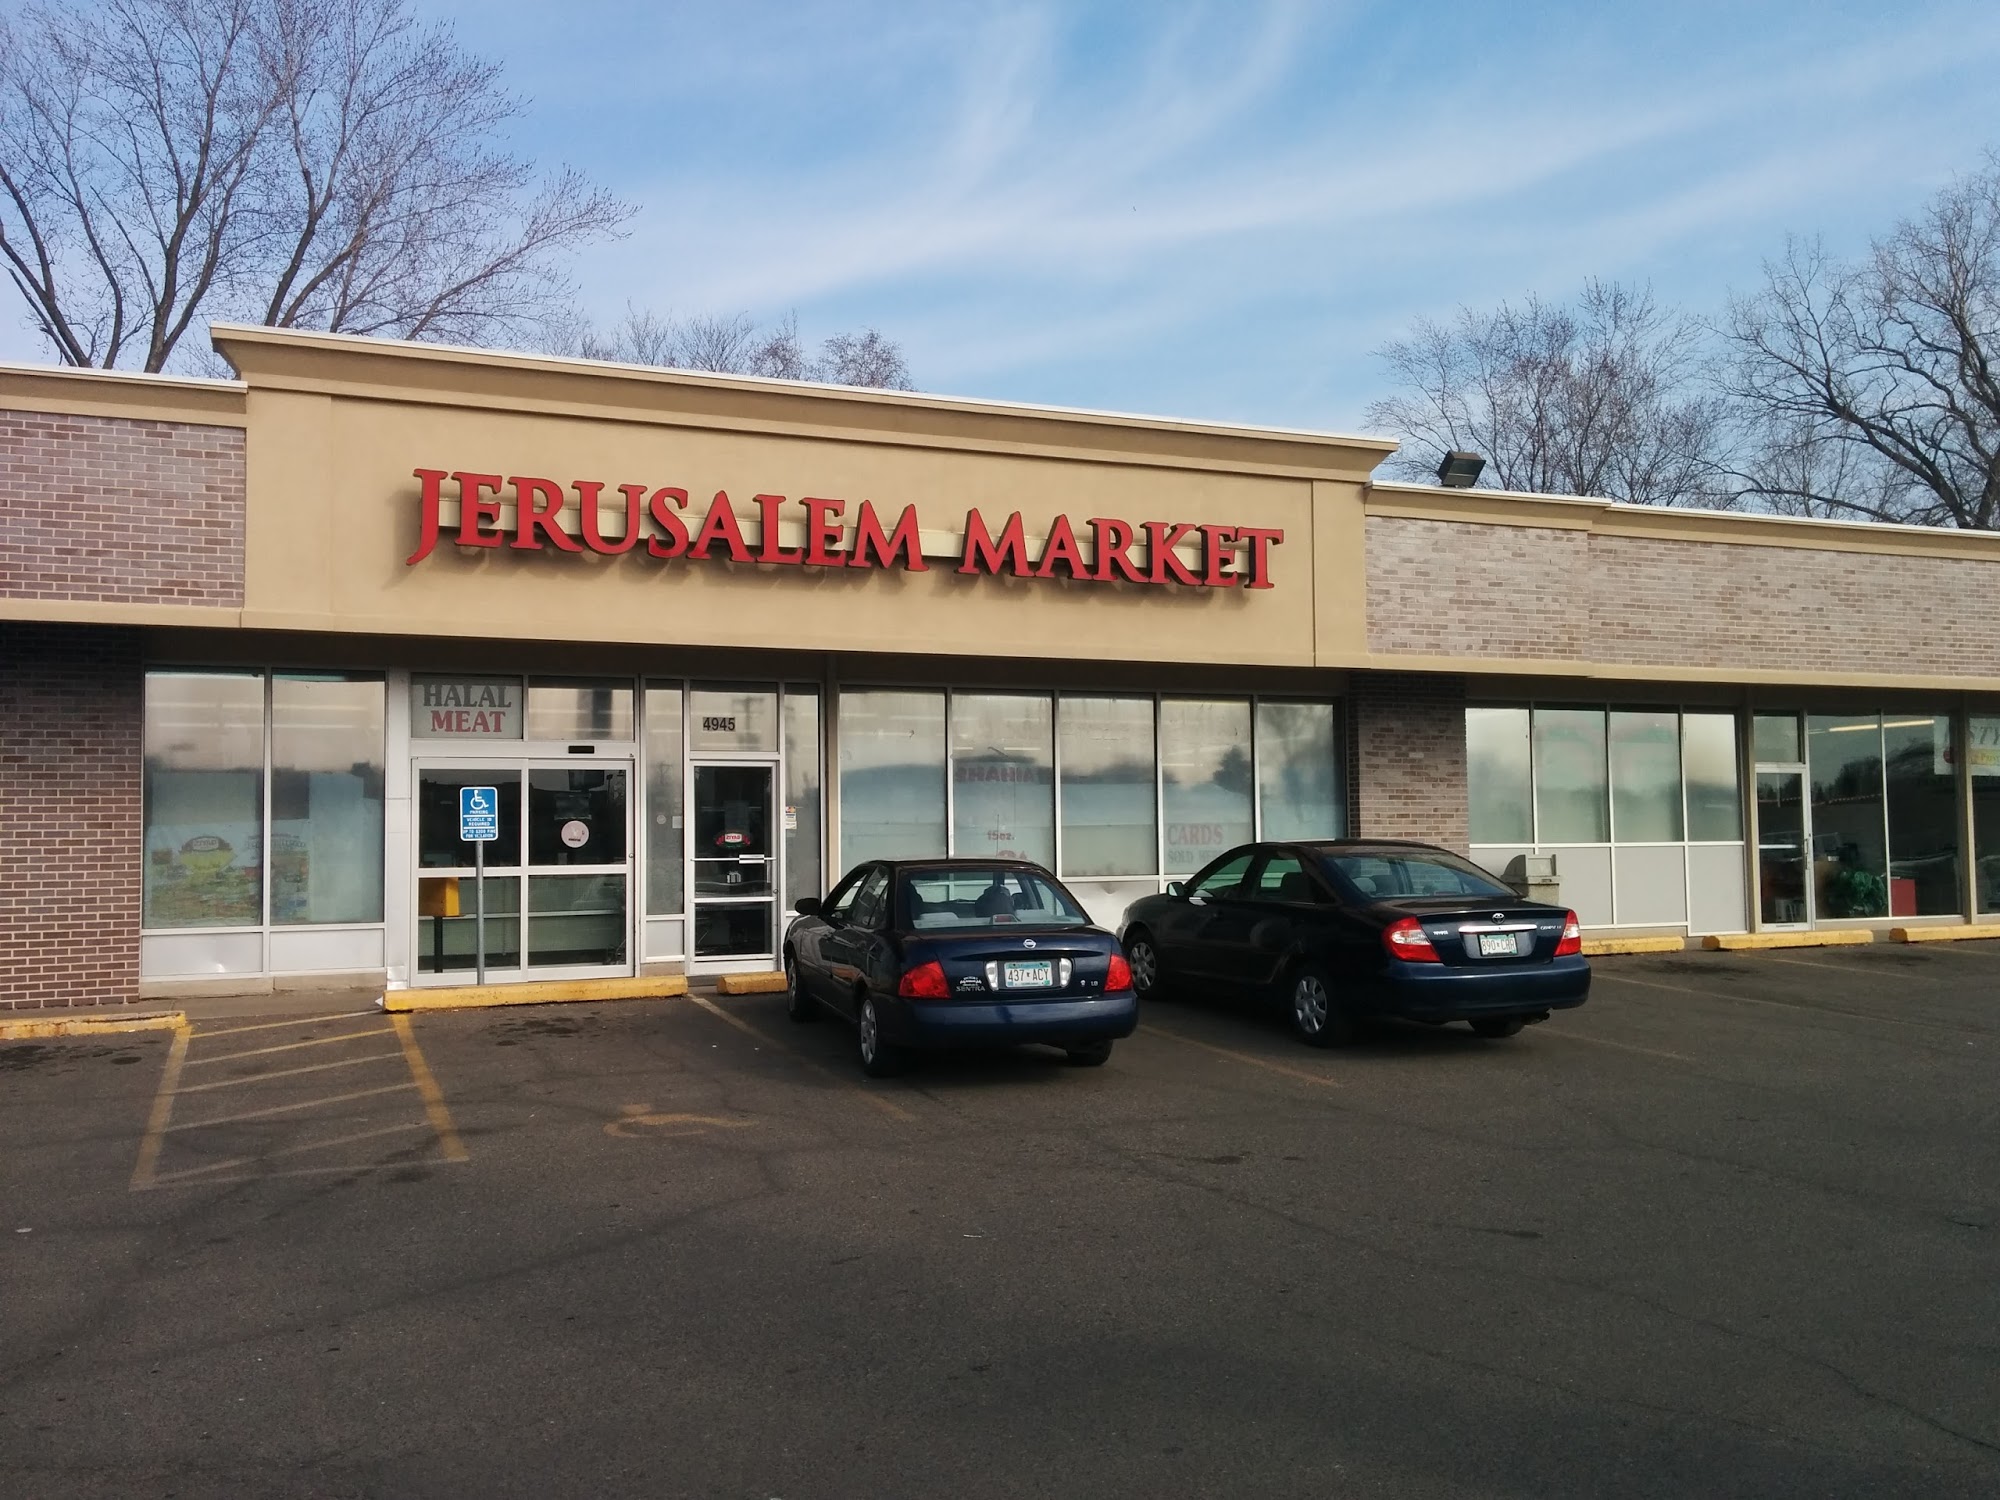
<box><xmin>403</xmin><ymin>469</ymin><xmax>1282</xmax><ymax>589</ymax></box>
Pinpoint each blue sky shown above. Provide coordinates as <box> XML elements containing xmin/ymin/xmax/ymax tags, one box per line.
<box><xmin>11</xmin><ymin>1</ymin><xmax>2000</xmax><ymax>432</ymax></box>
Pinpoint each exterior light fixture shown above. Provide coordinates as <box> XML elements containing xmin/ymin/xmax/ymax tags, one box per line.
<box><xmin>1437</xmin><ymin>451</ymin><xmax>1486</xmax><ymax>488</ymax></box>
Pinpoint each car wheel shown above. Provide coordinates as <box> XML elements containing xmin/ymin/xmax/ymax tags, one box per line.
<box><xmin>1125</xmin><ymin>929</ymin><xmax>1167</xmax><ymax>1000</ymax></box>
<box><xmin>1470</xmin><ymin>1016</ymin><xmax>1524</xmax><ymax>1039</ymax></box>
<box><xmin>1064</xmin><ymin>1040</ymin><xmax>1113</xmax><ymax>1067</ymax></box>
<box><xmin>857</xmin><ymin>993</ymin><xmax>906</xmax><ymax>1077</ymax></box>
<box><xmin>784</xmin><ymin>951</ymin><xmax>817</xmax><ymax>1022</ymax></box>
<box><xmin>1287</xmin><ymin>964</ymin><xmax>1353</xmax><ymax>1048</ymax></box>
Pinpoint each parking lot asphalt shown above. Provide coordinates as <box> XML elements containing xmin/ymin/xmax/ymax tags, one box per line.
<box><xmin>3</xmin><ymin>944</ymin><xmax>1998</xmax><ymax>1499</ymax></box>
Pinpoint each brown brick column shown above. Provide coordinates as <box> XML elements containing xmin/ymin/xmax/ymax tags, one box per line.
<box><xmin>1348</xmin><ymin>672</ymin><xmax>1468</xmax><ymax>852</ymax></box>
<box><xmin>0</xmin><ymin>625</ymin><xmax>143</xmax><ymax>1009</ymax></box>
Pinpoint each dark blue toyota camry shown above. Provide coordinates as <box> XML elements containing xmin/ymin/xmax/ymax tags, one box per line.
<box><xmin>783</xmin><ymin>858</ymin><xmax>1138</xmax><ymax>1076</ymax></box>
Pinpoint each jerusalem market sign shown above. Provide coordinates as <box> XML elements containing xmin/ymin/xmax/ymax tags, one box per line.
<box><xmin>404</xmin><ymin>470</ymin><xmax>1283</xmax><ymax>588</ymax></box>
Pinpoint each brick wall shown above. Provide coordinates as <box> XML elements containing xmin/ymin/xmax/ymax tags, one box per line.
<box><xmin>1348</xmin><ymin>672</ymin><xmax>1468</xmax><ymax>851</ymax></box>
<box><xmin>1</xmin><ymin>408</ymin><xmax>244</xmax><ymax>606</ymax></box>
<box><xmin>1366</xmin><ymin>516</ymin><xmax>2000</xmax><ymax>677</ymax></box>
<box><xmin>0</xmin><ymin>625</ymin><xmax>142</xmax><ymax>1009</ymax></box>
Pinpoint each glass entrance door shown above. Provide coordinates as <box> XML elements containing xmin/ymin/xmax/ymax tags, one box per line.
<box><xmin>1756</xmin><ymin>770</ymin><xmax>1810</xmax><ymax>926</ymax></box>
<box><xmin>415</xmin><ymin>761</ymin><xmax>633</xmax><ymax>982</ymax></box>
<box><xmin>691</xmin><ymin>763</ymin><xmax>777</xmax><ymax>965</ymax></box>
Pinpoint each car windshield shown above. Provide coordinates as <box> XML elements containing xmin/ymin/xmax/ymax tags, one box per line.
<box><xmin>1323</xmin><ymin>851</ymin><xmax>1516</xmax><ymax>902</ymax></box>
<box><xmin>901</xmin><ymin>868</ymin><xmax>1088</xmax><ymax>930</ymax></box>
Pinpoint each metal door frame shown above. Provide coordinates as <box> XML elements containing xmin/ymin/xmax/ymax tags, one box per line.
<box><xmin>409</xmin><ymin>752</ymin><xmax>638</xmax><ymax>986</ymax></box>
<box><xmin>686</xmin><ymin>756</ymin><xmax>782</xmax><ymax>975</ymax></box>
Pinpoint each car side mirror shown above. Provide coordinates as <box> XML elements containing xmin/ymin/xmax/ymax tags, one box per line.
<box><xmin>794</xmin><ymin>896</ymin><xmax>821</xmax><ymax>917</ymax></box>
<box><xmin>1165</xmin><ymin>881</ymin><xmax>1184</xmax><ymax>898</ymax></box>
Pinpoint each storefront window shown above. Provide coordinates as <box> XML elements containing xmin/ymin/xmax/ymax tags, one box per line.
<box><xmin>270</xmin><ymin>674</ymin><xmax>384</xmax><ymax>924</ymax></box>
<box><xmin>1533</xmin><ymin>708</ymin><xmax>1608</xmax><ymax>843</ymax></box>
<box><xmin>1256</xmin><ymin>701</ymin><xmax>1343</xmax><ymax>843</ymax></box>
<box><xmin>1057</xmin><ymin>697</ymin><xmax>1157</xmax><ymax>877</ymax></box>
<box><xmin>410</xmin><ymin>674</ymin><xmax>523</xmax><ymax>739</ymax></box>
<box><xmin>689</xmin><ymin>686</ymin><xmax>778</xmax><ymax>754</ymax></box>
<box><xmin>1973</xmin><ymin>715</ymin><xmax>2000</xmax><ymax>913</ymax></box>
<box><xmin>1683</xmin><ymin>713</ymin><xmax>1742</xmax><ymax>841</ymax></box>
<box><xmin>839</xmin><ymin>689</ymin><xmax>946</xmax><ymax>868</ymax></box>
<box><xmin>783</xmin><ymin>687</ymin><xmax>822</xmax><ymax>909</ymax></box>
<box><xmin>144</xmin><ymin>671</ymin><xmax>265</xmax><ymax>928</ymax></box>
<box><xmin>525</xmin><ymin>679</ymin><xmax>633</xmax><ymax>741</ymax></box>
<box><xmin>1160</xmin><ymin>699</ymin><xmax>1253</xmax><ymax>872</ymax></box>
<box><xmin>1609</xmin><ymin>710</ymin><xmax>1682</xmax><ymax>842</ymax></box>
<box><xmin>1808</xmin><ymin>715</ymin><xmax>1888</xmax><ymax>918</ymax></box>
<box><xmin>1884</xmin><ymin>714</ymin><xmax>1961</xmax><ymax>917</ymax></box>
<box><xmin>951</xmin><ymin>693</ymin><xmax>1054</xmax><ymax>867</ymax></box>
<box><xmin>1467</xmin><ymin>707</ymin><xmax>1532</xmax><ymax>844</ymax></box>
<box><xmin>643</xmin><ymin>685</ymin><xmax>684</xmax><ymax>914</ymax></box>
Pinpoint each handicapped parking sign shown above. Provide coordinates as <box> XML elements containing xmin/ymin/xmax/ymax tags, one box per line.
<box><xmin>459</xmin><ymin>785</ymin><xmax>500</xmax><ymax>842</ymax></box>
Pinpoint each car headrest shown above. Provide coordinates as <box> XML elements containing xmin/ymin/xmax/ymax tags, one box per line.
<box><xmin>1277</xmin><ymin>871</ymin><xmax>1313</xmax><ymax>903</ymax></box>
<box><xmin>973</xmin><ymin>884</ymin><xmax>1014</xmax><ymax>917</ymax></box>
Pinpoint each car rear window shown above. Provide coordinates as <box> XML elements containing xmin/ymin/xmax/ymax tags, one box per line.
<box><xmin>901</xmin><ymin>869</ymin><xmax>1088</xmax><ymax>930</ymax></box>
<box><xmin>1324</xmin><ymin>852</ymin><xmax>1515</xmax><ymax>901</ymax></box>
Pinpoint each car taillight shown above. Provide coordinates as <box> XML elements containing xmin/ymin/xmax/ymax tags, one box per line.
<box><xmin>897</xmin><ymin>960</ymin><xmax>950</xmax><ymax>999</ymax></box>
<box><xmin>1382</xmin><ymin>916</ymin><xmax>1441</xmax><ymax>963</ymax></box>
<box><xmin>1554</xmin><ymin>911</ymin><xmax>1583</xmax><ymax>956</ymax></box>
<box><xmin>1105</xmin><ymin>953</ymin><xmax>1133</xmax><ymax>992</ymax></box>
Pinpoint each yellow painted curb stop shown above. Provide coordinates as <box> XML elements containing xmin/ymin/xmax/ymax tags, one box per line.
<box><xmin>1581</xmin><ymin>936</ymin><xmax>1686</xmax><ymax>957</ymax></box>
<box><xmin>1702</xmin><ymin>930</ymin><xmax>1875</xmax><ymax>951</ymax></box>
<box><xmin>714</xmin><ymin>972</ymin><xmax>788</xmax><ymax>996</ymax></box>
<box><xmin>0</xmin><ymin>1009</ymin><xmax>186</xmax><ymax>1041</ymax></box>
<box><xmin>381</xmin><ymin>975</ymin><xmax>688</xmax><ymax>1013</ymax></box>
<box><xmin>1890</xmin><ymin>923</ymin><xmax>2000</xmax><ymax>944</ymax></box>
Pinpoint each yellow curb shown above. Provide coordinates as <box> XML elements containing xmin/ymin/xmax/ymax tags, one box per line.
<box><xmin>1580</xmin><ymin>936</ymin><xmax>1687</xmax><ymax>956</ymax></box>
<box><xmin>1889</xmin><ymin>923</ymin><xmax>2000</xmax><ymax>944</ymax></box>
<box><xmin>1702</xmin><ymin>930</ymin><xmax>1875</xmax><ymax>951</ymax></box>
<box><xmin>381</xmin><ymin>976</ymin><xmax>688</xmax><ymax>1013</ymax></box>
<box><xmin>714</xmin><ymin>972</ymin><xmax>788</xmax><ymax>996</ymax></box>
<box><xmin>0</xmin><ymin>1009</ymin><xmax>186</xmax><ymax>1041</ymax></box>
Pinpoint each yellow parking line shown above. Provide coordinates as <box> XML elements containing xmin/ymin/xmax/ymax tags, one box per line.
<box><xmin>1142</xmin><ymin>1024</ymin><xmax>1340</xmax><ymax>1088</ymax></box>
<box><xmin>192</xmin><ymin>1010</ymin><xmax>376</xmax><ymax>1040</ymax></box>
<box><xmin>392</xmin><ymin>1015</ymin><xmax>469</xmax><ymax>1162</ymax></box>
<box><xmin>168</xmin><ymin>1081</ymin><xmax>416</xmax><ymax>1133</ymax></box>
<box><xmin>687</xmin><ymin>993</ymin><xmax>916</xmax><ymax>1121</ymax></box>
<box><xmin>184</xmin><ymin>1026</ymin><xmax>395</xmax><ymax>1066</ymax></box>
<box><xmin>129</xmin><ymin>1020</ymin><xmax>193</xmax><ymax>1191</ymax></box>
<box><xmin>173</xmin><ymin>1050</ymin><xmax>407</xmax><ymax>1094</ymax></box>
<box><xmin>145</xmin><ymin>1122</ymin><xmax>435</xmax><ymax>1187</ymax></box>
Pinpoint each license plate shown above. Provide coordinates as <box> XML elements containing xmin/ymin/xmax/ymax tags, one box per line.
<box><xmin>1001</xmin><ymin>960</ymin><xmax>1054</xmax><ymax>989</ymax></box>
<box><xmin>1476</xmin><ymin>932</ymin><xmax>1519</xmax><ymax>958</ymax></box>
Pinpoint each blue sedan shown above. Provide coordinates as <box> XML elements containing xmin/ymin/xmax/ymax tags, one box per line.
<box><xmin>784</xmin><ymin>858</ymin><xmax>1139</xmax><ymax>1076</ymax></box>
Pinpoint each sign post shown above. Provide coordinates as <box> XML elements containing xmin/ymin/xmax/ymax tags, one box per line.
<box><xmin>459</xmin><ymin>786</ymin><xmax>500</xmax><ymax>985</ymax></box>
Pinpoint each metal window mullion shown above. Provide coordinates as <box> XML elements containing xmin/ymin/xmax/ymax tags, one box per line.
<box><xmin>1052</xmin><ymin>693</ymin><xmax>1065</xmax><ymax>877</ymax></box>
<box><xmin>261</xmin><ymin>669</ymin><xmax>273</xmax><ymax>971</ymax></box>
<box><xmin>942</xmin><ymin>690</ymin><xmax>955</xmax><ymax>858</ymax></box>
<box><xmin>1250</xmin><ymin>695</ymin><xmax>1263</xmax><ymax>842</ymax></box>
<box><xmin>1154</xmin><ymin>694</ymin><xmax>1167</xmax><ymax>890</ymax></box>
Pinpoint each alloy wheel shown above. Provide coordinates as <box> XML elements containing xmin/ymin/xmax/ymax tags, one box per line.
<box><xmin>1293</xmin><ymin>973</ymin><xmax>1330</xmax><ymax>1036</ymax></box>
<box><xmin>1128</xmin><ymin>939</ymin><xmax>1159</xmax><ymax>995</ymax></box>
<box><xmin>859</xmin><ymin>998</ymin><xmax>880</xmax><ymax>1063</ymax></box>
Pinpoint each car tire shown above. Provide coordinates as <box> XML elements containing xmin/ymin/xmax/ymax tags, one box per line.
<box><xmin>857</xmin><ymin>992</ymin><xmax>906</xmax><ymax>1078</ymax></box>
<box><xmin>784</xmin><ymin>951</ymin><xmax>816</xmax><ymax>1023</ymax></box>
<box><xmin>1064</xmin><ymin>1040</ymin><xmax>1113</xmax><ymax>1067</ymax></box>
<box><xmin>1125</xmin><ymin>929</ymin><xmax>1167</xmax><ymax>1001</ymax></box>
<box><xmin>1287</xmin><ymin>964</ymin><xmax>1353</xmax><ymax>1048</ymax></box>
<box><xmin>1470</xmin><ymin>1016</ymin><xmax>1524</xmax><ymax>1039</ymax></box>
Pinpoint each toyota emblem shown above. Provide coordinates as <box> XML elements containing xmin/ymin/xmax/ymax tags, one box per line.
<box><xmin>1491</xmin><ymin>913</ymin><xmax>1506</xmax><ymax>922</ymax></box>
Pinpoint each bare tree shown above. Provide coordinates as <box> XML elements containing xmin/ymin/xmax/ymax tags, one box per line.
<box><xmin>0</xmin><ymin>0</ymin><xmax>630</xmax><ymax>372</ymax></box>
<box><xmin>1365</xmin><ymin>280</ymin><xmax>1733</xmax><ymax>506</ymax></box>
<box><xmin>562</xmin><ymin>305</ymin><xmax>913</xmax><ymax>389</ymax></box>
<box><xmin>1723</xmin><ymin>156</ymin><xmax>2000</xmax><ymax>529</ymax></box>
